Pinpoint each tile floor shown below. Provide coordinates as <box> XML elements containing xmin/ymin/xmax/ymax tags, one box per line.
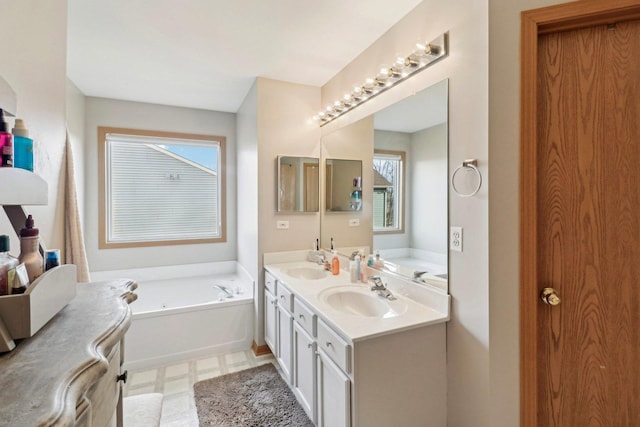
<box><xmin>124</xmin><ymin>350</ymin><xmax>276</xmax><ymax>426</ymax></box>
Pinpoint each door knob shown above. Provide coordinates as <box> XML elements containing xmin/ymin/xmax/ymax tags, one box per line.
<box><xmin>540</xmin><ymin>288</ymin><xmax>561</xmax><ymax>306</ymax></box>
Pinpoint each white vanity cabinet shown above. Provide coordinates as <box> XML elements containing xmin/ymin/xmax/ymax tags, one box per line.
<box><xmin>264</xmin><ymin>271</ymin><xmax>293</xmax><ymax>383</ymax></box>
<box><xmin>264</xmin><ymin>273</ymin><xmax>277</xmax><ymax>353</ymax></box>
<box><xmin>292</xmin><ymin>297</ymin><xmax>318</xmax><ymax>421</ymax></box>
<box><xmin>276</xmin><ymin>297</ymin><xmax>293</xmax><ymax>382</ymax></box>
<box><xmin>264</xmin><ymin>266</ymin><xmax>447</xmax><ymax>427</ymax></box>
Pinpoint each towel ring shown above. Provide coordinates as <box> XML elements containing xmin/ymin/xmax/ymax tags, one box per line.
<box><xmin>452</xmin><ymin>159</ymin><xmax>482</xmax><ymax>197</ymax></box>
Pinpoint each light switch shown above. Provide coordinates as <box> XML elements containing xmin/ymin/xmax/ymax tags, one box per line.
<box><xmin>277</xmin><ymin>220</ymin><xmax>289</xmax><ymax>229</ymax></box>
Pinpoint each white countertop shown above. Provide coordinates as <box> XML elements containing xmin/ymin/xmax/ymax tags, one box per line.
<box><xmin>264</xmin><ymin>260</ymin><xmax>450</xmax><ymax>343</ymax></box>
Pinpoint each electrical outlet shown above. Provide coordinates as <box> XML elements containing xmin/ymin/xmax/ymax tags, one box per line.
<box><xmin>277</xmin><ymin>220</ymin><xmax>289</xmax><ymax>229</ymax></box>
<box><xmin>349</xmin><ymin>219</ymin><xmax>360</xmax><ymax>227</ymax></box>
<box><xmin>450</xmin><ymin>226</ymin><xmax>463</xmax><ymax>252</ymax></box>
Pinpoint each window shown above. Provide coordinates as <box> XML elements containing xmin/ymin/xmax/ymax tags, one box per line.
<box><xmin>373</xmin><ymin>150</ymin><xmax>405</xmax><ymax>233</ymax></box>
<box><xmin>98</xmin><ymin>127</ymin><xmax>226</xmax><ymax>248</ymax></box>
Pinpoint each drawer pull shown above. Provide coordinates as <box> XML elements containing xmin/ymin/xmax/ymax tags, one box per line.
<box><xmin>117</xmin><ymin>371</ymin><xmax>128</xmax><ymax>384</ymax></box>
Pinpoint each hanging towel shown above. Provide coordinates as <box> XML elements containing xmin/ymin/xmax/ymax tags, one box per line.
<box><xmin>64</xmin><ymin>130</ymin><xmax>91</xmax><ymax>283</ymax></box>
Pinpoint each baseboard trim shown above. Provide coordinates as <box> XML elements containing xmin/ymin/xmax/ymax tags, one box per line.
<box><xmin>252</xmin><ymin>340</ymin><xmax>272</xmax><ymax>356</ymax></box>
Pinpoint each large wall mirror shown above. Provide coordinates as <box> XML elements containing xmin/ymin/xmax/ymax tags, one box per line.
<box><xmin>277</xmin><ymin>156</ymin><xmax>320</xmax><ymax>212</ymax></box>
<box><xmin>320</xmin><ymin>79</ymin><xmax>449</xmax><ymax>291</ymax></box>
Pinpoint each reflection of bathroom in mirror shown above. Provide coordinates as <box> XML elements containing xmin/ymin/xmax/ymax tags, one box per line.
<box><xmin>320</xmin><ymin>79</ymin><xmax>448</xmax><ymax>290</ymax></box>
<box><xmin>277</xmin><ymin>156</ymin><xmax>320</xmax><ymax>212</ymax></box>
<box><xmin>372</xmin><ymin>79</ymin><xmax>448</xmax><ymax>289</ymax></box>
<box><xmin>325</xmin><ymin>159</ymin><xmax>363</xmax><ymax>212</ymax></box>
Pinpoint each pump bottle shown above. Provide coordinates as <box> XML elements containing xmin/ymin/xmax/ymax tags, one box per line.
<box><xmin>19</xmin><ymin>215</ymin><xmax>43</xmax><ymax>283</ymax></box>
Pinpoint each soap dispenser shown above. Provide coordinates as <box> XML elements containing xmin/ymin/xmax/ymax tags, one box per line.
<box><xmin>331</xmin><ymin>250</ymin><xmax>340</xmax><ymax>275</ymax></box>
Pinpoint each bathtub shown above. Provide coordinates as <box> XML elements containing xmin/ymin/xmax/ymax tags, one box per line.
<box><xmin>91</xmin><ymin>262</ymin><xmax>254</xmax><ymax>371</ymax></box>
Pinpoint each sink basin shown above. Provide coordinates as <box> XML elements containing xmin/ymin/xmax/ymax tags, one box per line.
<box><xmin>318</xmin><ymin>286</ymin><xmax>407</xmax><ymax>318</ymax></box>
<box><xmin>284</xmin><ymin>267</ymin><xmax>327</xmax><ymax>280</ymax></box>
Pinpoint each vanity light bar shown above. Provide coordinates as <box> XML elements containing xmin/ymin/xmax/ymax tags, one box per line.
<box><xmin>313</xmin><ymin>32</ymin><xmax>448</xmax><ymax>126</ymax></box>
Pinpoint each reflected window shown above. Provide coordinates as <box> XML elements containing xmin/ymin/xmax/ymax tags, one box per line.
<box><xmin>373</xmin><ymin>150</ymin><xmax>405</xmax><ymax>233</ymax></box>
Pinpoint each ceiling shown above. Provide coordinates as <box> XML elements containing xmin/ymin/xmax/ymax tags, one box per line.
<box><xmin>67</xmin><ymin>0</ymin><xmax>423</xmax><ymax>113</ymax></box>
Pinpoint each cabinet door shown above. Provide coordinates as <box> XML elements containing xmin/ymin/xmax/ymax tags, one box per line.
<box><xmin>264</xmin><ymin>290</ymin><xmax>277</xmax><ymax>355</ymax></box>
<box><xmin>276</xmin><ymin>306</ymin><xmax>293</xmax><ymax>383</ymax></box>
<box><xmin>293</xmin><ymin>321</ymin><xmax>316</xmax><ymax>422</ymax></box>
<box><xmin>317</xmin><ymin>349</ymin><xmax>351</xmax><ymax>427</ymax></box>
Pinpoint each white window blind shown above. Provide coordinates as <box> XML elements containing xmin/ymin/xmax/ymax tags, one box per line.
<box><xmin>105</xmin><ymin>133</ymin><xmax>221</xmax><ymax>244</ymax></box>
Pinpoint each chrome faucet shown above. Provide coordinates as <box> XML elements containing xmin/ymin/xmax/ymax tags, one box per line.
<box><xmin>213</xmin><ymin>284</ymin><xmax>234</xmax><ymax>298</ymax></box>
<box><xmin>413</xmin><ymin>270</ymin><xmax>427</xmax><ymax>283</ymax></box>
<box><xmin>366</xmin><ymin>276</ymin><xmax>397</xmax><ymax>300</ymax></box>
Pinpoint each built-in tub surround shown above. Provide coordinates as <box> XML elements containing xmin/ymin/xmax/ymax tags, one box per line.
<box><xmin>263</xmin><ymin>249</ymin><xmax>449</xmax><ymax>426</ymax></box>
<box><xmin>92</xmin><ymin>261</ymin><xmax>254</xmax><ymax>371</ymax></box>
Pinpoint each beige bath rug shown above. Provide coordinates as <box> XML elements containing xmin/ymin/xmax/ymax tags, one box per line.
<box><xmin>193</xmin><ymin>363</ymin><xmax>313</xmax><ymax>426</ymax></box>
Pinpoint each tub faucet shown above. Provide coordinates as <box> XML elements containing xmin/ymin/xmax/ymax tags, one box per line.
<box><xmin>213</xmin><ymin>284</ymin><xmax>234</xmax><ymax>298</ymax></box>
<box><xmin>366</xmin><ymin>276</ymin><xmax>397</xmax><ymax>300</ymax></box>
<box><xmin>413</xmin><ymin>271</ymin><xmax>427</xmax><ymax>283</ymax></box>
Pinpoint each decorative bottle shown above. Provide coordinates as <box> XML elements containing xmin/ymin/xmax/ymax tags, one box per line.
<box><xmin>19</xmin><ymin>215</ymin><xmax>43</xmax><ymax>283</ymax></box>
<box><xmin>0</xmin><ymin>109</ymin><xmax>13</xmax><ymax>167</ymax></box>
<box><xmin>0</xmin><ymin>235</ymin><xmax>19</xmax><ymax>295</ymax></box>
<box><xmin>12</xmin><ymin>119</ymin><xmax>33</xmax><ymax>171</ymax></box>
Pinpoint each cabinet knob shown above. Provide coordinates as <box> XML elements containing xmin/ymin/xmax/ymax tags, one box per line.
<box><xmin>325</xmin><ymin>341</ymin><xmax>333</xmax><ymax>348</ymax></box>
<box><xmin>307</xmin><ymin>343</ymin><xmax>313</xmax><ymax>349</ymax></box>
<box><xmin>117</xmin><ymin>370</ymin><xmax>128</xmax><ymax>384</ymax></box>
<box><xmin>299</xmin><ymin>314</ymin><xmax>305</xmax><ymax>320</ymax></box>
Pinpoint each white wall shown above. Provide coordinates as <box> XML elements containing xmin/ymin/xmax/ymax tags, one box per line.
<box><xmin>321</xmin><ymin>1</ymin><xmax>489</xmax><ymax>426</ymax></box>
<box><xmin>83</xmin><ymin>97</ymin><xmax>237</xmax><ymax>272</ymax></box>
<box><xmin>488</xmin><ymin>0</ymin><xmax>568</xmax><ymax>426</ymax></box>
<box><xmin>0</xmin><ymin>0</ymin><xmax>68</xmax><ymax>256</ymax></box>
<box><xmin>411</xmin><ymin>123</ymin><xmax>447</xmax><ymax>254</ymax></box>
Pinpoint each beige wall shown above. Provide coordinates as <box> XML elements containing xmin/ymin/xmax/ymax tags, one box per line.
<box><xmin>83</xmin><ymin>97</ymin><xmax>237</xmax><ymax>272</ymax></box>
<box><xmin>0</xmin><ymin>0</ymin><xmax>68</xmax><ymax>256</ymax></box>
<box><xmin>488</xmin><ymin>0</ymin><xmax>568</xmax><ymax>426</ymax></box>
<box><xmin>321</xmin><ymin>1</ymin><xmax>490</xmax><ymax>426</ymax></box>
<box><xmin>254</xmin><ymin>77</ymin><xmax>321</xmax><ymax>345</ymax></box>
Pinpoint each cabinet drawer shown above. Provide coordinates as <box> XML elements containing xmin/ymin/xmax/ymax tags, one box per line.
<box><xmin>293</xmin><ymin>297</ymin><xmax>316</xmax><ymax>337</ymax></box>
<box><xmin>277</xmin><ymin>283</ymin><xmax>293</xmax><ymax>313</ymax></box>
<box><xmin>317</xmin><ymin>319</ymin><xmax>351</xmax><ymax>374</ymax></box>
<box><xmin>265</xmin><ymin>271</ymin><xmax>277</xmax><ymax>294</ymax></box>
<box><xmin>84</xmin><ymin>344</ymin><xmax>121</xmax><ymax>427</ymax></box>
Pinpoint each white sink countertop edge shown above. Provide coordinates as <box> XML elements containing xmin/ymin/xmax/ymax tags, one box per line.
<box><xmin>264</xmin><ymin>261</ymin><xmax>450</xmax><ymax>343</ymax></box>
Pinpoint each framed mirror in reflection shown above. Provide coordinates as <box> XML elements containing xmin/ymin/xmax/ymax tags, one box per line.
<box><xmin>325</xmin><ymin>159</ymin><xmax>363</xmax><ymax>212</ymax></box>
<box><xmin>321</xmin><ymin>79</ymin><xmax>449</xmax><ymax>291</ymax></box>
<box><xmin>277</xmin><ymin>156</ymin><xmax>320</xmax><ymax>212</ymax></box>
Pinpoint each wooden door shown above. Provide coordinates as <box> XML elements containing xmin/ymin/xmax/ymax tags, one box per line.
<box><xmin>521</xmin><ymin>3</ymin><xmax>640</xmax><ymax>426</ymax></box>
